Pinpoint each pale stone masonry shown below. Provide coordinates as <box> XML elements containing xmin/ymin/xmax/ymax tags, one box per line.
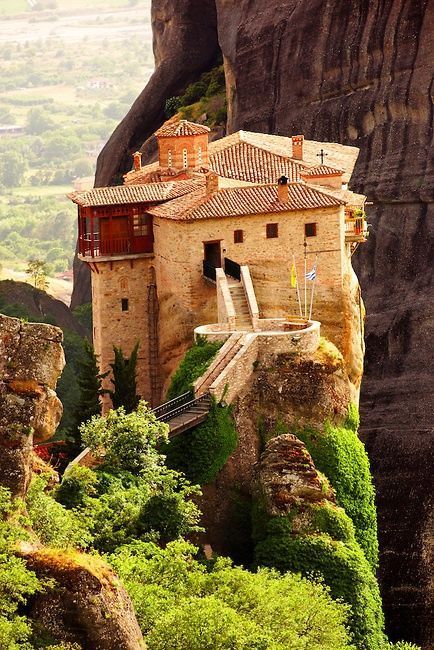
<box><xmin>69</xmin><ymin>119</ymin><xmax>368</xmax><ymax>406</ymax></box>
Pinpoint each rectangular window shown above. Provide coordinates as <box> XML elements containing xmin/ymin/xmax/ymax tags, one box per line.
<box><xmin>234</xmin><ymin>229</ymin><xmax>243</xmax><ymax>244</ymax></box>
<box><xmin>133</xmin><ymin>214</ymin><xmax>149</xmax><ymax>236</ymax></box>
<box><xmin>266</xmin><ymin>223</ymin><xmax>278</xmax><ymax>239</ymax></box>
<box><xmin>121</xmin><ymin>298</ymin><xmax>129</xmax><ymax>312</ymax></box>
<box><xmin>305</xmin><ymin>222</ymin><xmax>317</xmax><ymax>237</ymax></box>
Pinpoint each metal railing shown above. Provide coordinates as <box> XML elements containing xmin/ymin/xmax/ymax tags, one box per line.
<box><xmin>224</xmin><ymin>257</ymin><xmax>241</xmax><ymax>281</ymax></box>
<box><xmin>203</xmin><ymin>260</ymin><xmax>217</xmax><ymax>282</ymax></box>
<box><xmin>152</xmin><ymin>391</ymin><xmax>211</xmax><ymax>423</ymax></box>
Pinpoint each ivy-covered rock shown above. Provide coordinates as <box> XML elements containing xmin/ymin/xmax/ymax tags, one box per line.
<box><xmin>296</xmin><ymin>404</ymin><xmax>379</xmax><ymax>569</ymax></box>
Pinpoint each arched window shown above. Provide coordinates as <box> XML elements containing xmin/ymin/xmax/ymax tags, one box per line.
<box><xmin>167</xmin><ymin>150</ymin><xmax>172</xmax><ymax>167</ymax></box>
<box><xmin>198</xmin><ymin>146</ymin><xmax>202</xmax><ymax>166</ymax></box>
<box><xmin>183</xmin><ymin>148</ymin><xmax>188</xmax><ymax>168</ymax></box>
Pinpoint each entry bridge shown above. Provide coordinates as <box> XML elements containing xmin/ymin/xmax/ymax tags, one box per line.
<box><xmin>152</xmin><ymin>391</ymin><xmax>211</xmax><ymax>437</ymax></box>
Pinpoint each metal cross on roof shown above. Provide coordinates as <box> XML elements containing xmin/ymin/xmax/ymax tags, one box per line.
<box><xmin>316</xmin><ymin>149</ymin><xmax>328</xmax><ymax>165</ymax></box>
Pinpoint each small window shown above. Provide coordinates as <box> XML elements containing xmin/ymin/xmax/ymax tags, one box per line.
<box><xmin>183</xmin><ymin>148</ymin><xmax>188</xmax><ymax>168</ymax></box>
<box><xmin>234</xmin><ymin>229</ymin><xmax>243</xmax><ymax>244</ymax></box>
<box><xmin>121</xmin><ymin>298</ymin><xmax>129</xmax><ymax>312</ymax></box>
<box><xmin>305</xmin><ymin>222</ymin><xmax>317</xmax><ymax>237</ymax></box>
<box><xmin>168</xmin><ymin>150</ymin><xmax>173</xmax><ymax>167</ymax></box>
<box><xmin>133</xmin><ymin>213</ymin><xmax>149</xmax><ymax>236</ymax></box>
<box><xmin>266</xmin><ymin>223</ymin><xmax>278</xmax><ymax>239</ymax></box>
<box><xmin>198</xmin><ymin>146</ymin><xmax>202</xmax><ymax>166</ymax></box>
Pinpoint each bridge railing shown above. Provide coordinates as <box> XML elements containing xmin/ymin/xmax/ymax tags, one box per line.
<box><xmin>152</xmin><ymin>392</ymin><xmax>210</xmax><ymax>423</ymax></box>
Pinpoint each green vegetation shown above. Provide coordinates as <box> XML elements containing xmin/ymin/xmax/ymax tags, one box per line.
<box><xmin>56</xmin><ymin>403</ymin><xmax>202</xmax><ymax>552</ymax></box>
<box><xmin>167</xmin><ymin>336</ymin><xmax>222</xmax><ymax>399</ymax></box>
<box><xmin>71</xmin><ymin>339</ymin><xmax>108</xmax><ymax>450</ymax></box>
<box><xmin>253</xmin><ymin>505</ymin><xmax>385</xmax><ymax>650</ymax></box>
<box><xmin>0</xmin><ymin>2</ymin><xmax>153</xmax><ymax>275</ymax></box>
<box><xmin>110</xmin><ymin>342</ymin><xmax>140</xmax><ymax>412</ymax></box>
<box><xmin>296</xmin><ymin>404</ymin><xmax>379</xmax><ymax>569</ymax></box>
<box><xmin>165</xmin><ymin>401</ymin><xmax>237</xmax><ymax>485</ymax></box>
<box><xmin>165</xmin><ymin>64</ymin><xmax>227</xmax><ymax>128</ymax></box>
<box><xmin>0</xmin><ymin>488</ymin><xmax>41</xmax><ymax>650</ymax></box>
<box><xmin>110</xmin><ymin>540</ymin><xmax>355</xmax><ymax>650</ymax></box>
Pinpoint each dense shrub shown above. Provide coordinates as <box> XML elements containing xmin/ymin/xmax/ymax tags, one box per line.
<box><xmin>109</xmin><ymin>540</ymin><xmax>355</xmax><ymax>650</ymax></box>
<box><xmin>253</xmin><ymin>512</ymin><xmax>385</xmax><ymax>650</ymax></box>
<box><xmin>165</xmin><ymin>402</ymin><xmax>237</xmax><ymax>485</ymax></box>
<box><xmin>296</xmin><ymin>405</ymin><xmax>379</xmax><ymax>569</ymax></box>
<box><xmin>166</xmin><ymin>337</ymin><xmax>222</xmax><ymax>399</ymax></box>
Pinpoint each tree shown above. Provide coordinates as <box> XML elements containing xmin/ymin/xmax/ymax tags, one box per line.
<box><xmin>26</xmin><ymin>107</ymin><xmax>54</xmax><ymax>135</ymax></box>
<box><xmin>25</xmin><ymin>258</ymin><xmax>49</xmax><ymax>291</ymax></box>
<box><xmin>110</xmin><ymin>342</ymin><xmax>140</xmax><ymax>413</ymax></box>
<box><xmin>0</xmin><ymin>150</ymin><xmax>27</xmax><ymax>188</ymax></box>
<box><xmin>72</xmin><ymin>339</ymin><xmax>108</xmax><ymax>450</ymax></box>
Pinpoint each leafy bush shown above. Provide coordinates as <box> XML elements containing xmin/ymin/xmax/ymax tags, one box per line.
<box><xmin>0</xmin><ymin>488</ymin><xmax>41</xmax><ymax>650</ymax></box>
<box><xmin>165</xmin><ymin>402</ymin><xmax>237</xmax><ymax>485</ymax></box>
<box><xmin>254</xmin><ymin>514</ymin><xmax>385</xmax><ymax>650</ymax></box>
<box><xmin>26</xmin><ymin>476</ymin><xmax>92</xmax><ymax>549</ymax></box>
<box><xmin>109</xmin><ymin>540</ymin><xmax>355</xmax><ymax>650</ymax></box>
<box><xmin>166</xmin><ymin>337</ymin><xmax>222</xmax><ymax>399</ymax></box>
<box><xmin>57</xmin><ymin>404</ymin><xmax>202</xmax><ymax>552</ymax></box>
<box><xmin>296</xmin><ymin>405</ymin><xmax>379</xmax><ymax>569</ymax></box>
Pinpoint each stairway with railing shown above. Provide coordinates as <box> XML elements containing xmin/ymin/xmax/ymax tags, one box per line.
<box><xmin>152</xmin><ymin>391</ymin><xmax>212</xmax><ymax>437</ymax></box>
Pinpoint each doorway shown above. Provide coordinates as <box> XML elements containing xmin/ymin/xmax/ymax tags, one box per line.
<box><xmin>203</xmin><ymin>241</ymin><xmax>221</xmax><ymax>269</ymax></box>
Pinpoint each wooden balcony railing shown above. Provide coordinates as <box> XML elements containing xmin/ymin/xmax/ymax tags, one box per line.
<box><xmin>345</xmin><ymin>217</ymin><xmax>368</xmax><ymax>243</ymax></box>
<box><xmin>79</xmin><ymin>235</ymin><xmax>153</xmax><ymax>258</ymax></box>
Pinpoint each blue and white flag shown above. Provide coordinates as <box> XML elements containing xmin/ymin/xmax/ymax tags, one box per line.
<box><xmin>305</xmin><ymin>266</ymin><xmax>316</xmax><ymax>281</ymax></box>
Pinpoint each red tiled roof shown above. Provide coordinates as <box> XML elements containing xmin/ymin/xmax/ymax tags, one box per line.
<box><xmin>68</xmin><ymin>178</ymin><xmax>204</xmax><ymax>208</ymax></box>
<box><xmin>155</xmin><ymin>119</ymin><xmax>210</xmax><ymax>137</ymax></box>
<box><xmin>301</xmin><ymin>165</ymin><xmax>344</xmax><ymax>177</ymax></box>
<box><xmin>210</xmin><ymin>141</ymin><xmax>304</xmax><ymax>184</ymax></box>
<box><xmin>148</xmin><ymin>182</ymin><xmax>345</xmax><ymax>221</ymax></box>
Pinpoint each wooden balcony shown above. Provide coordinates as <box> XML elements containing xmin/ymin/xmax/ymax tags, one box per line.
<box><xmin>345</xmin><ymin>216</ymin><xmax>368</xmax><ymax>243</ymax></box>
<box><xmin>78</xmin><ymin>234</ymin><xmax>153</xmax><ymax>258</ymax></box>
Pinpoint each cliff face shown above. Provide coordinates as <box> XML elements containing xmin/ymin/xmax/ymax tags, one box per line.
<box><xmin>81</xmin><ymin>1</ymin><xmax>433</xmax><ymax>644</ymax></box>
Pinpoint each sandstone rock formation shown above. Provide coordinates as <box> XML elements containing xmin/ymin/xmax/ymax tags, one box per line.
<box><xmin>0</xmin><ymin>315</ymin><xmax>64</xmax><ymax>498</ymax></box>
<box><xmin>21</xmin><ymin>548</ymin><xmax>146</xmax><ymax>650</ymax></box>
<box><xmin>0</xmin><ymin>314</ymin><xmax>145</xmax><ymax>649</ymax></box>
<box><xmin>80</xmin><ymin>2</ymin><xmax>433</xmax><ymax>643</ymax></box>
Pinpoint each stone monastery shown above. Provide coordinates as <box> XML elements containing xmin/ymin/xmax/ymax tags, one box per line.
<box><xmin>68</xmin><ymin>119</ymin><xmax>368</xmax><ymax>408</ymax></box>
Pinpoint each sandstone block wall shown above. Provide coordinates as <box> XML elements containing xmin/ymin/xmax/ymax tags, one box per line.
<box><xmin>91</xmin><ymin>256</ymin><xmax>159</xmax><ymax>407</ymax></box>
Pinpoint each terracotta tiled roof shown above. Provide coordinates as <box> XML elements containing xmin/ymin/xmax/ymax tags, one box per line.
<box><xmin>301</xmin><ymin>165</ymin><xmax>344</xmax><ymax>177</ymax></box>
<box><xmin>147</xmin><ymin>182</ymin><xmax>345</xmax><ymax>221</ymax></box>
<box><xmin>210</xmin><ymin>141</ymin><xmax>303</xmax><ymax>184</ymax></box>
<box><xmin>155</xmin><ymin>119</ymin><xmax>210</xmax><ymax>137</ymax></box>
<box><xmin>68</xmin><ymin>178</ymin><xmax>204</xmax><ymax>208</ymax></box>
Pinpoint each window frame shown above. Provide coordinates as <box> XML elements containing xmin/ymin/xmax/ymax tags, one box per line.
<box><xmin>305</xmin><ymin>222</ymin><xmax>317</xmax><ymax>238</ymax></box>
<box><xmin>234</xmin><ymin>229</ymin><xmax>244</xmax><ymax>244</ymax></box>
<box><xmin>121</xmin><ymin>298</ymin><xmax>129</xmax><ymax>312</ymax></box>
<box><xmin>266</xmin><ymin>223</ymin><xmax>279</xmax><ymax>239</ymax></box>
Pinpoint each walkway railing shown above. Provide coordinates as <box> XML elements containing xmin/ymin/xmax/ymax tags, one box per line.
<box><xmin>224</xmin><ymin>257</ymin><xmax>241</xmax><ymax>281</ymax></box>
<box><xmin>203</xmin><ymin>260</ymin><xmax>217</xmax><ymax>282</ymax></box>
<box><xmin>152</xmin><ymin>391</ymin><xmax>211</xmax><ymax>424</ymax></box>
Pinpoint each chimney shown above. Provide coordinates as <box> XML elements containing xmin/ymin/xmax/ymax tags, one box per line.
<box><xmin>206</xmin><ymin>171</ymin><xmax>219</xmax><ymax>195</ymax></box>
<box><xmin>292</xmin><ymin>135</ymin><xmax>304</xmax><ymax>160</ymax></box>
<box><xmin>277</xmin><ymin>175</ymin><xmax>289</xmax><ymax>202</ymax></box>
<box><xmin>133</xmin><ymin>151</ymin><xmax>142</xmax><ymax>171</ymax></box>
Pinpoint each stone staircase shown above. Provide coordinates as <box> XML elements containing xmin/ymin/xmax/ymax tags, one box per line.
<box><xmin>229</xmin><ymin>283</ymin><xmax>252</xmax><ymax>330</ymax></box>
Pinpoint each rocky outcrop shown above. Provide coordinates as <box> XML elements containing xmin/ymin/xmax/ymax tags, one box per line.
<box><xmin>0</xmin><ymin>315</ymin><xmax>64</xmax><ymax>498</ymax></box>
<box><xmin>0</xmin><ymin>314</ymin><xmax>145</xmax><ymax>649</ymax></box>
<box><xmin>21</xmin><ymin>548</ymin><xmax>146</xmax><ymax>650</ymax></box>
<box><xmin>82</xmin><ymin>2</ymin><xmax>433</xmax><ymax>643</ymax></box>
<box><xmin>256</xmin><ymin>434</ymin><xmax>335</xmax><ymax>517</ymax></box>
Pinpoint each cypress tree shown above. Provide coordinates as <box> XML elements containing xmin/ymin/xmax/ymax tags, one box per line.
<box><xmin>72</xmin><ymin>338</ymin><xmax>108</xmax><ymax>450</ymax></box>
<box><xmin>110</xmin><ymin>341</ymin><xmax>140</xmax><ymax>413</ymax></box>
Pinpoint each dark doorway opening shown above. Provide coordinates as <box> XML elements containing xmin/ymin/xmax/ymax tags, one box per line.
<box><xmin>204</xmin><ymin>241</ymin><xmax>221</xmax><ymax>268</ymax></box>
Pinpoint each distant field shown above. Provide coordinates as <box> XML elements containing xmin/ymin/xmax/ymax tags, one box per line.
<box><xmin>0</xmin><ymin>0</ymin><xmax>131</xmax><ymax>15</ymax></box>
<box><xmin>9</xmin><ymin>184</ymin><xmax>73</xmax><ymax>197</ymax></box>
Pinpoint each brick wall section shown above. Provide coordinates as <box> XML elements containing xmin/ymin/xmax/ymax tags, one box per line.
<box><xmin>158</xmin><ymin>133</ymin><xmax>209</xmax><ymax>169</ymax></box>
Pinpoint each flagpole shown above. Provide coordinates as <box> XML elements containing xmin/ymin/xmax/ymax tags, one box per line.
<box><xmin>292</xmin><ymin>255</ymin><xmax>303</xmax><ymax>317</ymax></box>
<box><xmin>309</xmin><ymin>255</ymin><xmax>318</xmax><ymax>320</ymax></box>
<box><xmin>303</xmin><ymin>239</ymin><xmax>307</xmax><ymax>319</ymax></box>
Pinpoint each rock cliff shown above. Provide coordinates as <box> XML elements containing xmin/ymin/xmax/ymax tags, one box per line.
<box><xmin>0</xmin><ymin>314</ymin><xmax>145</xmax><ymax>649</ymax></box>
<box><xmin>79</xmin><ymin>2</ymin><xmax>433</xmax><ymax>644</ymax></box>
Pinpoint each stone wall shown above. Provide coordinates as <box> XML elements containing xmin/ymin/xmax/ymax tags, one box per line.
<box><xmin>91</xmin><ymin>256</ymin><xmax>159</xmax><ymax>407</ymax></box>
